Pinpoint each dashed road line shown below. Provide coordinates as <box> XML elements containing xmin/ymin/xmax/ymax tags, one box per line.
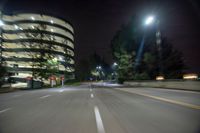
<box><xmin>0</xmin><ymin>108</ymin><xmax>11</xmax><ymax>114</ymax></box>
<box><xmin>94</xmin><ymin>106</ymin><xmax>105</xmax><ymax>133</ymax></box>
<box><xmin>59</xmin><ymin>90</ymin><xmax>64</xmax><ymax>93</ymax></box>
<box><xmin>13</xmin><ymin>94</ymin><xmax>22</xmax><ymax>98</ymax></box>
<box><xmin>39</xmin><ymin>95</ymin><xmax>51</xmax><ymax>99</ymax></box>
<box><xmin>91</xmin><ymin>93</ymin><xmax>94</xmax><ymax>98</ymax></box>
<box><xmin>90</xmin><ymin>84</ymin><xmax>93</xmax><ymax>92</ymax></box>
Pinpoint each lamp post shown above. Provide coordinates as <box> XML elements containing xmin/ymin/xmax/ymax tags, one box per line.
<box><xmin>96</xmin><ymin>66</ymin><xmax>102</xmax><ymax>80</ymax></box>
<box><xmin>134</xmin><ymin>16</ymin><xmax>155</xmax><ymax>71</ymax></box>
<box><xmin>135</xmin><ymin>15</ymin><xmax>163</xmax><ymax>76</ymax></box>
<box><xmin>155</xmin><ymin>20</ymin><xmax>163</xmax><ymax>76</ymax></box>
<box><xmin>145</xmin><ymin>15</ymin><xmax>163</xmax><ymax>76</ymax></box>
<box><xmin>112</xmin><ymin>62</ymin><xmax>118</xmax><ymax>81</ymax></box>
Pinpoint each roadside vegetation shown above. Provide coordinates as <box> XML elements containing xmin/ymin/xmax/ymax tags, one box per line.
<box><xmin>111</xmin><ymin>17</ymin><xmax>185</xmax><ymax>83</ymax></box>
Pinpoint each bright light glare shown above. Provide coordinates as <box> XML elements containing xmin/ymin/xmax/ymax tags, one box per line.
<box><xmin>50</xmin><ymin>20</ymin><xmax>54</xmax><ymax>24</ymax></box>
<box><xmin>31</xmin><ymin>17</ymin><xmax>35</xmax><ymax>20</ymax></box>
<box><xmin>183</xmin><ymin>74</ymin><xmax>198</xmax><ymax>80</ymax></box>
<box><xmin>156</xmin><ymin>76</ymin><xmax>164</xmax><ymax>80</ymax></box>
<box><xmin>0</xmin><ymin>20</ymin><xmax>4</xmax><ymax>26</ymax></box>
<box><xmin>58</xmin><ymin>56</ymin><xmax>63</xmax><ymax>61</ymax></box>
<box><xmin>96</xmin><ymin>66</ymin><xmax>102</xmax><ymax>69</ymax></box>
<box><xmin>14</xmin><ymin>25</ymin><xmax>18</xmax><ymax>29</ymax></box>
<box><xmin>53</xmin><ymin>57</ymin><xmax>58</xmax><ymax>62</ymax></box>
<box><xmin>145</xmin><ymin>16</ymin><xmax>155</xmax><ymax>25</ymax></box>
<box><xmin>113</xmin><ymin>62</ymin><xmax>118</xmax><ymax>66</ymax></box>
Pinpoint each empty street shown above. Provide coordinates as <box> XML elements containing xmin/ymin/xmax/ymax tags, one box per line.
<box><xmin>0</xmin><ymin>83</ymin><xmax>200</xmax><ymax>133</ymax></box>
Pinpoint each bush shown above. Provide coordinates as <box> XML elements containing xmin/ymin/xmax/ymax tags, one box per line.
<box><xmin>118</xmin><ymin>77</ymin><xmax>125</xmax><ymax>84</ymax></box>
<box><xmin>133</xmin><ymin>72</ymin><xmax>150</xmax><ymax>80</ymax></box>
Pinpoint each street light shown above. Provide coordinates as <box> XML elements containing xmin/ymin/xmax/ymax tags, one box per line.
<box><xmin>135</xmin><ymin>15</ymin><xmax>163</xmax><ymax>77</ymax></box>
<box><xmin>113</xmin><ymin>62</ymin><xmax>118</xmax><ymax>66</ymax></box>
<box><xmin>96</xmin><ymin>65</ymin><xmax>102</xmax><ymax>80</ymax></box>
<box><xmin>0</xmin><ymin>20</ymin><xmax>4</xmax><ymax>26</ymax></box>
<box><xmin>96</xmin><ymin>66</ymin><xmax>102</xmax><ymax>70</ymax></box>
<box><xmin>58</xmin><ymin>56</ymin><xmax>63</xmax><ymax>61</ymax></box>
<box><xmin>31</xmin><ymin>16</ymin><xmax>35</xmax><ymax>20</ymax></box>
<box><xmin>144</xmin><ymin>16</ymin><xmax>155</xmax><ymax>25</ymax></box>
<box><xmin>145</xmin><ymin>16</ymin><xmax>163</xmax><ymax>77</ymax></box>
<box><xmin>112</xmin><ymin>62</ymin><xmax>118</xmax><ymax>81</ymax></box>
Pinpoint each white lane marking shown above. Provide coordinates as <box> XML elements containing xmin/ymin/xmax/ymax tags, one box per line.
<box><xmin>59</xmin><ymin>90</ymin><xmax>64</xmax><ymax>93</ymax></box>
<box><xmin>39</xmin><ymin>95</ymin><xmax>51</xmax><ymax>99</ymax></box>
<box><xmin>13</xmin><ymin>94</ymin><xmax>22</xmax><ymax>98</ymax></box>
<box><xmin>90</xmin><ymin>84</ymin><xmax>93</xmax><ymax>92</ymax></box>
<box><xmin>91</xmin><ymin>93</ymin><xmax>94</xmax><ymax>98</ymax></box>
<box><xmin>94</xmin><ymin>106</ymin><xmax>105</xmax><ymax>133</ymax></box>
<box><xmin>0</xmin><ymin>108</ymin><xmax>11</xmax><ymax>114</ymax></box>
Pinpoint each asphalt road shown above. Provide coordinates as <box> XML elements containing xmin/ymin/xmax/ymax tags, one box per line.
<box><xmin>0</xmin><ymin>83</ymin><xmax>200</xmax><ymax>133</ymax></box>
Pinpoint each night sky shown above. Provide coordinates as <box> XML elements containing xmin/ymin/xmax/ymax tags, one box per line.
<box><xmin>1</xmin><ymin>0</ymin><xmax>200</xmax><ymax>73</ymax></box>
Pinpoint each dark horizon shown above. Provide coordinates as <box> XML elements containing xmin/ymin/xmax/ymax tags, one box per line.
<box><xmin>1</xmin><ymin>0</ymin><xmax>200</xmax><ymax>73</ymax></box>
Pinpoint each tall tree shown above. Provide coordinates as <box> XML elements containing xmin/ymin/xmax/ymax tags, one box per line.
<box><xmin>111</xmin><ymin>18</ymin><xmax>139</xmax><ymax>82</ymax></box>
<box><xmin>160</xmin><ymin>38</ymin><xmax>185</xmax><ymax>79</ymax></box>
<box><xmin>111</xmin><ymin>16</ymin><xmax>185</xmax><ymax>81</ymax></box>
<box><xmin>115</xmin><ymin>49</ymin><xmax>135</xmax><ymax>83</ymax></box>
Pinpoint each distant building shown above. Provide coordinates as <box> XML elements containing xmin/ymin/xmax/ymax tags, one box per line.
<box><xmin>0</xmin><ymin>11</ymin><xmax>75</xmax><ymax>82</ymax></box>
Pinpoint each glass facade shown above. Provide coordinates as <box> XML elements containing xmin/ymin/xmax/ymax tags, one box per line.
<box><xmin>0</xmin><ymin>12</ymin><xmax>75</xmax><ymax>81</ymax></box>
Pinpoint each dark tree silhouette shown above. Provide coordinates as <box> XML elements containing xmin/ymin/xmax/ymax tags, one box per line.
<box><xmin>111</xmin><ymin>17</ymin><xmax>185</xmax><ymax>81</ymax></box>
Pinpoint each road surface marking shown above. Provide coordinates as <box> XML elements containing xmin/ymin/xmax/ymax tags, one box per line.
<box><xmin>0</xmin><ymin>108</ymin><xmax>11</xmax><ymax>114</ymax></box>
<box><xmin>94</xmin><ymin>106</ymin><xmax>105</xmax><ymax>133</ymax></box>
<box><xmin>39</xmin><ymin>95</ymin><xmax>51</xmax><ymax>99</ymax></box>
<box><xmin>59</xmin><ymin>90</ymin><xmax>64</xmax><ymax>93</ymax></box>
<box><xmin>131</xmin><ymin>91</ymin><xmax>200</xmax><ymax>110</ymax></box>
<box><xmin>13</xmin><ymin>94</ymin><xmax>22</xmax><ymax>97</ymax></box>
<box><xmin>91</xmin><ymin>93</ymin><xmax>94</xmax><ymax>98</ymax></box>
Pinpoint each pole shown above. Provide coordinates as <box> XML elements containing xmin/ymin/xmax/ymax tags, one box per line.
<box><xmin>134</xmin><ymin>34</ymin><xmax>146</xmax><ymax>73</ymax></box>
<box><xmin>156</xmin><ymin>20</ymin><xmax>163</xmax><ymax>76</ymax></box>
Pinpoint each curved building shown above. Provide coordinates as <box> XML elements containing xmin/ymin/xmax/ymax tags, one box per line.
<box><xmin>0</xmin><ymin>12</ymin><xmax>75</xmax><ymax>82</ymax></box>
